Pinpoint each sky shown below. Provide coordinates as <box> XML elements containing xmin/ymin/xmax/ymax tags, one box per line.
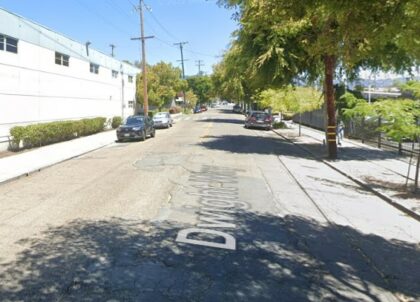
<box><xmin>0</xmin><ymin>0</ymin><xmax>238</xmax><ymax>76</ymax></box>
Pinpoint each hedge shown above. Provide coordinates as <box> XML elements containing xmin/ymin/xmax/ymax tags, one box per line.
<box><xmin>273</xmin><ymin>121</ymin><xmax>288</xmax><ymax>129</ymax></box>
<box><xmin>10</xmin><ymin>117</ymin><xmax>106</xmax><ymax>150</ymax></box>
<box><xmin>169</xmin><ymin>106</ymin><xmax>182</xmax><ymax>114</ymax></box>
<box><xmin>111</xmin><ymin>116</ymin><xmax>122</xmax><ymax>129</ymax></box>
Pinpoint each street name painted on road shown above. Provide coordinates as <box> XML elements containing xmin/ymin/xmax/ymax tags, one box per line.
<box><xmin>176</xmin><ymin>165</ymin><xmax>248</xmax><ymax>250</ymax></box>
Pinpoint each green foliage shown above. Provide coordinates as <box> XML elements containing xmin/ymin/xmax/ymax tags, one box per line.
<box><xmin>344</xmin><ymin>99</ymin><xmax>420</xmax><ymax>142</ymax></box>
<box><xmin>273</xmin><ymin>121</ymin><xmax>287</xmax><ymax>129</ymax></box>
<box><xmin>185</xmin><ymin>90</ymin><xmax>198</xmax><ymax>109</ymax></box>
<box><xmin>10</xmin><ymin>118</ymin><xmax>106</xmax><ymax>150</ymax></box>
<box><xmin>111</xmin><ymin>116</ymin><xmax>122</xmax><ymax>129</ymax></box>
<box><xmin>137</xmin><ymin>62</ymin><xmax>186</xmax><ymax>109</ymax></box>
<box><xmin>219</xmin><ymin>0</ymin><xmax>419</xmax><ymax>82</ymax></box>
<box><xmin>337</xmin><ymin>92</ymin><xmax>366</xmax><ymax>119</ymax></box>
<box><xmin>399</xmin><ymin>81</ymin><xmax>420</xmax><ymax>99</ymax></box>
<box><xmin>258</xmin><ymin>86</ymin><xmax>322</xmax><ymax>114</ymax></box>
<box><xmin>211</xmin><ymin>51</ymin><xmax>246</xmax><ymax>103</ymax></box>
<box><xmin>187</xmin><ymin>76</ymin><xmax>214</xmax><ymax>104</ymax></box>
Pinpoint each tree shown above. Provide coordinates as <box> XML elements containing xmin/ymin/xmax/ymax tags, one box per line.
<box><xmin>184</xmin><ymin>90</ymin><xmax>198</xmax><ymax>109</ymax></box>
<box><xmin>136</xmin><ymin>62</ymin><xmax>186</xmax><ymax>110</ymax></box>
<box><xmin>258</xmin><ymin>86</ymin><xmax>322</xmax><ymax>115</ymax></box>
<box><xmin>219</xmin><ymin>0</ymin><xmax>420</xmax><ymax>158</ymax></box>
<box><xmin>186</xmin><ymin>76</ymin><xmax>214</xmax><ymax>104</ymax></box>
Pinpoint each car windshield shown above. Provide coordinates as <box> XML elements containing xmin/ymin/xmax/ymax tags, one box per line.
<box><xmin>154</xmin><ymin>113</ymin><xmax>167</xmax><ymax>118</ymax></box>
<box><xmin>125</xmin><ymin>116</ymin><xmax>144</xmax><ymax>125</ymax></box>
<box><xmin>252</xmin><ymin>113</ymin><xmax>269</xmax><ymax>119</ymax></box>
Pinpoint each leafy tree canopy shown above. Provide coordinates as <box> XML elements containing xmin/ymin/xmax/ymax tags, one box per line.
<box><xmin>258</xmin><ymin>86</ymin><xmax>322</xmax><ymax>114</ymax></box>
<box><xmin>186</xmin><ymin>75</ymin><xmax>214</xmax><ymax>104</ymax></box>
<box><xmin>218</xmin><ymin>0</ymin><xmax>419</xmax><ymax>86</ymax></box>
<box><xmin>137</xmin><ymin>62</ymin><xmax>186</xmax><ymax>109</ymax></box>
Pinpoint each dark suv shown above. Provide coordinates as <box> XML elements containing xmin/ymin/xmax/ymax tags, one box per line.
<box><xmin>233</xmin><ymin>104</ymin><xmax>242</xmax><ymax>113</ymax></box>
<box><xmin>116</xmin><ymin>115</ymin><xmax>155</xmax><ymax>142</ymax></box>
<box><xmin>245</xmin><ymin>111</ymin><xmax>273</xmax><ymax>130</ymax></box>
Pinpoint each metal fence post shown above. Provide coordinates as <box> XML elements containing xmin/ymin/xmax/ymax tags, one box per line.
<box><xmin>378</xmin><ymin>116</ymin><xmax>382</xmax><ymax>149</ymax></box>
<box><xmin>361</xmin><ymin>117</ymin><xmax>365</xmax><ymax>144</ymax></box>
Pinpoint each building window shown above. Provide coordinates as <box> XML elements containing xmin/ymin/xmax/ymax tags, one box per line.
<box><xmin>55</xmin><ymin>52</ymin><xmax>69</xmax><ymax>66</ymax></box>
<box><xmin>0</xmin><ymin>34</ymin><xmax>18</xmax><ymax>54</ymax></box>
<box><xmin>128</xmin><ymin>100</ymin><xmax>134</xmax><ymax>108</ymax></box>
<box><xmin>112</xmin><ymin>70</ymin><xmax>118</xmax><ymax>78</ymax></box>
<box><xmin>128</xmin><ymin>75</ymin><xmax>133</xmax><ymax>83</ymax></box>
<box><xmin>90</xmin><ymin>63</ymin><xmax>99</xmax><ymax>74</ymax></box>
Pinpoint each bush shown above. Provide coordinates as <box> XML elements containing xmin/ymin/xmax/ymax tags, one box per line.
<box><xmin>10</xmin><ymin>117</ymin><xmax>106</xmax><ymax>150</ymax></box>
<box><xmin>169</xmin><ymin>106</ymin><xmax>182</xmax><ymax>114</ymax></box>
<box><xmin>273</xmin><ymin>121</ymin><xmax>288</xmax><ymax>129</ymax></box>
<box><xmin>112</xmin><ymin>116</ymin><xmax>122</xmax><ymax>129</ymax></box>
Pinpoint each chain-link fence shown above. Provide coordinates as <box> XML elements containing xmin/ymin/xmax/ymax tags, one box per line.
<box><xmin>293</xmin><ymin>108</ymin><xmax>419</xmax><ymax>157</ymax></box>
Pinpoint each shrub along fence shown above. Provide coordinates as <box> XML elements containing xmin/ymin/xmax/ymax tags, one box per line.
<box><xmin>10</xmin><ymin>117</ymin><xmax>107</xmax><ymax>151</ymax></box>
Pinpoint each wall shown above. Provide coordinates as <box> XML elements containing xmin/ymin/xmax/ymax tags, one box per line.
<box><xmin>0</xmin><ymin>9</ymin><xmax>139</xmax><ymax>151</ymax></box>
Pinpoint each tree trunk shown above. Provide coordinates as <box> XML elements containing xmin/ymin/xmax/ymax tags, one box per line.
<box><xmin>324</xmin><ymin>55</ymin><xmax>337</xmax><ymax>159</ymax></box>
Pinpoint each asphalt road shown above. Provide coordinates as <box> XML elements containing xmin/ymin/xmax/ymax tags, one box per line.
<box><xmin>0</xmin><ymin>109</ymin><xmax>419</xmax><ymax>301</ymax></box>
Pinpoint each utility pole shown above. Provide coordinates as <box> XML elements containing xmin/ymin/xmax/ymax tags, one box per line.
<box><xmin>174</xmin><ymin>42</ymin><xmax>188</xmax><ymax>79</ymax></box>
<box><xmin>131</xmin><ymin>0</ymin><xmax>154</xmax><ymax>116</ymax></box>
<box><xmin>196</xmin><ymin>60</ymin><xmax>204</xmax><ymax>75</ymax></box>
<box><xmin>174</xmin><ymin>41</ymin><xmax>188</xmax><ymax>105</ymax></box>
<box><xmin>110</xmin><ymin>44</ymin><xmax>116</xmax><ymax>57</ymax></box>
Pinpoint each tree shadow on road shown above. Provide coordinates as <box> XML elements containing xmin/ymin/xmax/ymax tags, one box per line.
<box><xmin>199</xmin><ymin>134</ymin><xmax>316</xmax><ymax>159</ymax></box>
<box><xmin>0</xmin><ymin>213</ymin><xmax>418</xmax><ymax>301</ymax></box>
<box><xmin>197</xmin><ymin>118</ymin><xmax>245</xmax><ymax>125</ymax></box>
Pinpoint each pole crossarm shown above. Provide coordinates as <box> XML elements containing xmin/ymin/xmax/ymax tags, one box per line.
<box><xmin>131</xmin><ymin>36</ymin><xmax>155</xmax><ymax>40</ymax></box>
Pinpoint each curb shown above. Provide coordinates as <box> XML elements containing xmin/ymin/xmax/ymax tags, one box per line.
<box><xmin>272</xmin><ymin>129</ymin><xmax>420</xmax><ymax>222</ymax></box>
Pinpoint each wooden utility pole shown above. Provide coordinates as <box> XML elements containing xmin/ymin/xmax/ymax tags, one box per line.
<box><xmin>174</xmin><ymin>42</ymin><xmax>188</xmax><ymax>79</ymax></box>
<box><xmin>196</xmin><ymin>60</ymin><xmax>204</xmax><ymax>75</ymax></box>
<box><xmin>131</xmin><ymin>0</ymin><xmax>154</xmax><ymax>116</ymax></box>
<box><xmin>175</xmin><ymin>41</ymin><xmax>188</xmax><ymax>104</ymax></box>
<box><xmin>110</xmin><ymin>44</ymin><xmax>116</xmax><ymax>57</ymax></box>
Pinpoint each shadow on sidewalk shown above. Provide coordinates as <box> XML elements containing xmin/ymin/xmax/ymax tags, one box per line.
<box><xmin>0</xmin><ymin>213</ymin><xmax>418</xmax><ymax>301</ymax></box>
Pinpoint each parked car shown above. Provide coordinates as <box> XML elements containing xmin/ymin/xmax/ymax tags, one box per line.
<box><xmin>153</xmin><ymin>112</ymin><xmax>173</xmax><ymax>129</ymax></box>
<box><xmin>233</xmin><ymin>104</ymin><xmax>242</xmax><ymax>113</ymax></box>
<box><xmin>194</xmin><ymin>106</ymin><xmax>202</xmax><ymax>114</ymax></box>
<box><xmin>116</xmin><ymin>115</ymin><xmax>155</xmax><ymax>141</ymax></box>
<box><xmin>200</xmin><ymin>105</ymin><xmax>208</xmax><ymax>112</ymax></box>
<box><xmin>244</xmin><ymin>111</ymin><xmax>273</xmax><ymax>130</ymax></box>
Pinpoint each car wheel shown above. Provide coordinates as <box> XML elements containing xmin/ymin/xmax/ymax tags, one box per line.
<box><xmin>140</xmin><ymin>130</ymin><xmax>146</xmax><ymax>141</ymax></box>
<box><xmin>167</xmin><ymin>123</ymin><xmax>170</xmax><ymax>129</ymax></box>
<box><xmin>170</xmin><ymin>123</ymin><xmax>173</xmax><ymax>127</ymax></box>
<box><xmin>151</xmin><ymin>128</ymin><xmax>156</xmax><ymax>138</ymax></box>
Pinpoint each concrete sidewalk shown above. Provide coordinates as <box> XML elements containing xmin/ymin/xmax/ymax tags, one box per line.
<box><xmin>0</xmin><ymin>130</ymin><xmax>117</xmax><ymax>184</ymax></box>
<box><xmin>0</xmin><ymin>113</ymin><xmax>185</xmax><ymax>185</ymax></box>
<box><xmin>274</xmin><ymin>123</ymin><xmax>420</xmax><ymax>220</ymax></box>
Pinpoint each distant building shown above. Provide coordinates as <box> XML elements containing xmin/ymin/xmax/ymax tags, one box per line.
<box><xmin>0</xmin><ymin>8</ymin><xmax>140</xmax><ymax>151</ymax></box>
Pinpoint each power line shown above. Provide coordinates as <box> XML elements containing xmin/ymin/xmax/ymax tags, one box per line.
<box><xmin>74</xmin><ymin>0</ymin><xmax>131</xmax><ymax>36</ymax></box>
<box><xmin>106</xmin><ymin>0</ymin><xmax>137</xmax><ymax>20</ymax></box>
<box><xmin>143</xmin><ymin>1</ymin><xmax>179</xmax><ymax>42</ymax></box>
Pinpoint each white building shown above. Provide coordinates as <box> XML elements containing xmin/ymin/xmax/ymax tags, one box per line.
<box><xmin>0</xmin><ymin>8</ymin><xmax>140</xmax><ymax>151</ymax></box>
